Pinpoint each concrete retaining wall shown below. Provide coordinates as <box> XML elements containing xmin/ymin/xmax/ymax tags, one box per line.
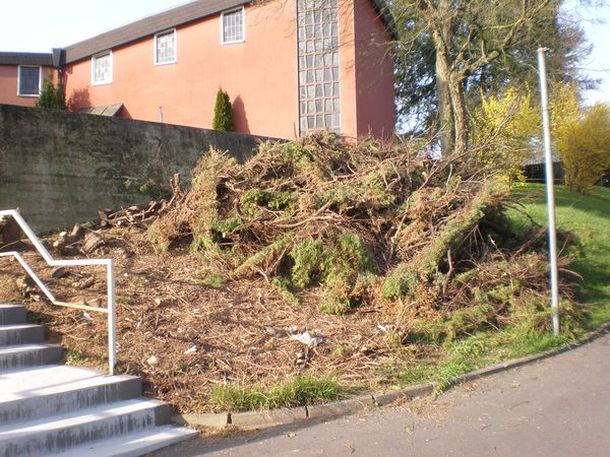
<box><xmin>0</xmin><ymin>104</ymin><xmax>269</xmax><ymax>232</ymax></box>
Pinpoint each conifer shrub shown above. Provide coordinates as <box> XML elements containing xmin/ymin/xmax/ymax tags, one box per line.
<box><xmin>35</xmin><ymin>76</ymin><xmax>66</xmax><ymax>109</ymax></box>
<box><xmin>212</xmin><ymin>88</ymin><xmax>233</xmax><ymax>131</ymax></box>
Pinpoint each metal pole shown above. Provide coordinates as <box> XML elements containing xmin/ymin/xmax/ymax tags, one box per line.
<box><xmin>107</xmin><ymin>259</ymin><xmax>117</xmax><ymax>375</ymax></box>
<box><xmin>537</xmin><ymin>47</ymin><xmax>560</xmax><ymax>336</ymax></box>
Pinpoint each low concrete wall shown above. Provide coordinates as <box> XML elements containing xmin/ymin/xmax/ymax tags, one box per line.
<box><xmin>0</xmin><ymin>104</ymin><xmax>270</xmax><ymax>232</ymax></box>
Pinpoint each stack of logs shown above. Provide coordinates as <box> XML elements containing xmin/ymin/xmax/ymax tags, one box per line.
<box><xmin>1</xmin><ymin>174</ymin><xmax>183</xmax><ymax>251</ymax></box>
<box><xmin>98</xmin><ymin>173</ymin><xmax>184</xmax><ymax>228</ymax></box>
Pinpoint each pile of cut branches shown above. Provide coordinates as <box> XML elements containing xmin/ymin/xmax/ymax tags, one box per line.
<box><xmin>148</xmin><ymin>133</ymin><xmax>580</xmax><ymax>337</ymax></box>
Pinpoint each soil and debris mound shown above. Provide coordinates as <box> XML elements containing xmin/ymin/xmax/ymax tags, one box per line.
<box><xmin>0</xmin><ymin>133</ymin><xmax>583</xmax><ymax>413</ymax></box>
<box><xmin>150</xmin><ymin>133</ymin><xmax>556</xmax><ymax>330</ymax></box>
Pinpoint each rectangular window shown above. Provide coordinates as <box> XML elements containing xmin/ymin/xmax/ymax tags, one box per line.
<box><xmin>18</xmin><ymin>66</ymin><xmax>41</xmax><ymax>96</ymax></box>
<box><xmin>221</xmin><ymin>7</ymin><xmax>245</xmax><ymax>44</ymax></box>
<box><xmin>297</xmin><ymin>0</ymin><xmax>341</xmax><ymax>135</ymax></box>
<box><xmin>155</xmin><ymin>29</ymin><xmax>177</xmax><ymax>65</ymax></box>
<box><xmin>91</xmin><ymin>51</ymin><xmax>113</xmax><ymax>85</ymax></box>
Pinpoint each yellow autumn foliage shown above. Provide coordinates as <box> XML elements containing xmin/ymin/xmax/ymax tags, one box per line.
<box><xmin>554</xmin><ymin>102</ymin><xmax>610</xmax><ymax>194</ymax></box>
<box><xmin>549</xmin><ymin>83</ymin><xmax>580</xmax><ymax>134</ymax></box>
<box><xmin>473</xmin><ymin>86</ymin><xmax>540</xmax><ymax>182</ymax></box>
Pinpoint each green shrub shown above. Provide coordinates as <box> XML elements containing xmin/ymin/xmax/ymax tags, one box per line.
<box><xmin>35</xmin><ymin>76</ymin><xmax>66</xmax><ymax>109</ymax></box>
<box><xmin>290</xmin><ymin>239</ymin><xmax>325</xmax><ymax>288</ymax></box>
<box><xmin>212</xmin><ymin>88</ymin><xmax>233</xmax><ymax>131</ymax></box>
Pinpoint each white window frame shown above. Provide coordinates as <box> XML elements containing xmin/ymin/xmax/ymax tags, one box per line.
<box><xmin>17</xmin><ymin>65</ymin><xmax>42</xmax><ymax>97</ymax></box>
<box><xmin>221</xmin><ymin>7</ymin><xmax>246</xmax><ymax>45</ymax></box>
<box><xmin>154</xmin><ymin>28</ymin><xmax>177</xmax><ymax>66</ymax></box>
<box><xmin>91</xmin><ymin>51</ymin><xmax>113</xmax><ymax>86</ymax></box>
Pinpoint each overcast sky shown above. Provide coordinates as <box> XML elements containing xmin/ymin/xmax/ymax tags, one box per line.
<box><xmin>1</xmin><ymin>0</ymin><xmax>608</xmax><ymax>104</ymax></box>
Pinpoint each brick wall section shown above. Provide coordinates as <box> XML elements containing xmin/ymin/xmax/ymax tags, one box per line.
<box><xmin>0</xmin><ymin>104</ymin><xmax>269</xmax><ymax>232</ymax></box>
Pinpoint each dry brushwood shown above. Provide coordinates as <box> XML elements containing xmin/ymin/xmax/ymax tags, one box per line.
<box><xmin>52</xmin><ymin>225</ymin><xmax>106</xmax><ymax>255</ymax></box>
<box><xmin>98</xmin><ymin>174</ymin><xmax>185</xmax><ymax>229</ymax></box>
<box><xmin>147</xmin><ymin>132</ymin><xmax>565</xmax><ymax>323</ymax></box>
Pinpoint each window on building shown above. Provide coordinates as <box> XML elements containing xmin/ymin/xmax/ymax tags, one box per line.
<box><xmin>221</xmin><ymin>7</ymin><xmax>245</xmax><ymax>44</ymax></box>
<box><xmin>18</xmin><ymin>66</ymin><xmax>41</xmax><ymax>96</ymax></box>
<box><xmin>297</xmin><ymin>0</ymin><xmax>341</xmax><ymax>134</ymax></box>
<box><xmin>155</xmin><ymin>29</ymin><xmax>177</xmax><ymax>65</ymax></box>
<box><xmin>92</xmin><ymin>52</ymin><xmax>113</xmax><ymax>85</ymax></box>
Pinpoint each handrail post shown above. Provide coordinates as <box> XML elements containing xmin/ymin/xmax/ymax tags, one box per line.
<box><xmin>107</xmin><ymin>259</ymin><xmax>117</xmax><ymax>376</ymax></box>
<box><xmin>1</xmin><ymin>208</ymin><xmax>118</xmax><ymax>376</ymax></box>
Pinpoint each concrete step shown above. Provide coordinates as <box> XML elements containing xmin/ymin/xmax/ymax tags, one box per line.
<box><xmin>0</xmin><ymin>365</ymin><xmax>142</xmax><ymax>426</ymax></box>
<box><xmin>0</xmin><ymin>324</ymin><xmax>44</xmax><ymax>346</ymax></box>
<box><xmin>0</xmin><ymin>398</ymin><xmax>171</xmax><ymax>457</ymax></box>
<box><xmin>55</xmin><ymin>425</ymin><xmax>198</xmax><ymax>457</ymax></box>
<box><xmin>0</xmin><ymin>344</ymin><xmax>62</xmax><ymax>372</ymax></box>
<box><xmin>0</xmin><ymin>305</ymin><xmax>195</xmax><ymax>457</ymax></box>
<box><xmin>0</xmin><ymin>305</ymin><xmax>26</xmax><ymax>326</ymax></box>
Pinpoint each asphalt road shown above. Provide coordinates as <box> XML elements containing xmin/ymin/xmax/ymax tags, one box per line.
<box><xmin>155</xmin><ymin>332</ymin><xmax>610</xmax><ymax>457</ymax></box>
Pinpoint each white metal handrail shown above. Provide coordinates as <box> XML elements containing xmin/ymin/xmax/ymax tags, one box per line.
<box><xmin>0</xmin><ymin>209</ymin><xmax>116</xmax><ymax>375</ymax></box>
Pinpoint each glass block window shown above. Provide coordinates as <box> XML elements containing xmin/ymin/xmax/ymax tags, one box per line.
<box><xmin>155</xmin><ymin>29</ymin><xmax>176</xmax><ymax>65</ymax></box>
<box><xmin>222</xmin><ymin>8</ymin><xmax>245</xmax><ymax>44</ymax></box>
<box><xmin>92</xmin><ymin>52</ymin><xmax>112</xmax><ymax>85</ymax></box>
<box><xmin>18</xmin><ymin>66</ymin><xmax>41</xmax><ymax>96</ymax></box>
<box><xmin>297</xmin><ymin>0</ymin><xmax>341</xmax><ymax>134</ymax></box>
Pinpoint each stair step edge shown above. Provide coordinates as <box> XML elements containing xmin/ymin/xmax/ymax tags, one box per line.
<box><xmin>54</xmin><ymin>425</ymin><xmax>198</xmax><ymax>457</ymax></box>
<box><xmin>0</xmin><ymin>398</ymin><xmax>168</xmax><ymax>436</ymax></box>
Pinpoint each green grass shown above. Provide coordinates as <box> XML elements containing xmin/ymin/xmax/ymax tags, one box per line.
<box><xmin>210</xmin><ymin>376</ymin><xmax>349</xmax><ymax>412</ymax></box>
<box><xmin>387</xmin><ymin>184</ymin><xmax>609</xmax><ymax>393</ymax></box>
<box><xmin>65</xmin><ymin>349</ymin><xmax>87</xmax><ymax>365</ymax></box>
<box><xmin>511</xmin><ymin>184</ymin><xmax>610</xmax><ymax>328</ymax></box>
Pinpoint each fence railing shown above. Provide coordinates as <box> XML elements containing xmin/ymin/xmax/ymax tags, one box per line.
<box><xmin>0</xmin><ymin>209</ymin><xmax>116</xmax><ymax>375</ymax></box>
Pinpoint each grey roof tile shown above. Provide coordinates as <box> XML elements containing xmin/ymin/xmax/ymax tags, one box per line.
<box><xmin>0</xmin><ymin>52</ymin><xmax>53</xmax><ymax>66</ymax></box>
<box><xmin>65</xmin><ymin>0</ymin><xmax>249</xmax><ymax>63</ymax></box>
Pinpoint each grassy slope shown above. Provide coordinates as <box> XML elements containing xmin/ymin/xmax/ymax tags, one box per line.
<box><xmin>392</xmin><ymin>184</ymin><xmax>610</xmax><ymax>393</ymax></box>
<box><xmin>511</xmin><ymin>184</ymin><xmax>610</xmax><ymax>328</ymax></box>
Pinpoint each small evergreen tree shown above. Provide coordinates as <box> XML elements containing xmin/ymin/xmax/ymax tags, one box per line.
<box><xmin>35</xmin><ymin>76</ymin><xmax>66</xmax><ymax>109</ymax></box>
<box><xmin>212</xmin><ymin>88</ymin><xmax>233</xmax><ymax>131</ymax></box>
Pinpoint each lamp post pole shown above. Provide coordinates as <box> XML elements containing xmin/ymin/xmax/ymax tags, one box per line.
<box><xmin>537</xmin><ymin>47</ymin><xmax>560</xmax><ymax>336</ymax></box>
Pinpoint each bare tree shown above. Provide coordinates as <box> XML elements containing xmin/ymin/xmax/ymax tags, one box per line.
<box><xmin>393</xmin><ymin>0</ymin><xmax>559</xmax><ymax>155</ymax></box>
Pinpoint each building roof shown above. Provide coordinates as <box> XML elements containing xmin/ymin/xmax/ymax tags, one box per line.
<box><xmin>65</xmin><ymin>0</ymin><xmax>249</xmax><ymax>63</ymax></box>
<box><xmin>80</xmin><ymin>103</ymin><xmax>125</xmax><ymax>116</ymax></box>
<box><xmin>65</xmin><ymin>0</ymin><xmax>396</xmax><ymax>64</ymax></box>
<box><xmin>0</xmin><ymin>52</ymin><xmax>53</xmax><ymax>66</ymax></box>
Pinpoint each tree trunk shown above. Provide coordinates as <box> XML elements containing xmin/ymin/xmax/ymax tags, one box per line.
<box><xmin>448</xmin><ymin>75</ymin><xmax>469</xmax><ymax>155</ymax></box>
<box><xmin>435</xmin><ymin>49</ymin><xmax>454</xmax><ymax>155</ymax></box>
<box><xmin>433</xmin><ymin>0</ymin><xmax>454</xmax><ymax>156</ymax></box>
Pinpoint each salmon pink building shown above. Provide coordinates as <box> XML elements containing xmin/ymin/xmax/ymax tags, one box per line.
<box><xmin>0</xmin><ymin>0</ymin><xmax>396</xmax><ymax>140</ymax></box>
<box><xmin>0</xmin><ymin>53</ymin><xmax>57</xmax><ymax>107</ymax></box>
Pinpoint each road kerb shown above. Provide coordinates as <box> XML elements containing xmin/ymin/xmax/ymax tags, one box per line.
<box><xmin>172</xmin><ymin>323</ymin><xmax>610</xmax><ymax>431</ymax></box>
<box><xmin>373</xmin><ymin>383</ymin><xmax>434</xmax><ymax>406</ymax></box>
<box><xmin>230</xmin><ymin>407</ymin><xmax>307</xmax><ymax>429</ymax></box>
<box><xmin>306</xmin><ymin>394</ymin><xmax>375</xmax><ymax>420</ymax></box>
